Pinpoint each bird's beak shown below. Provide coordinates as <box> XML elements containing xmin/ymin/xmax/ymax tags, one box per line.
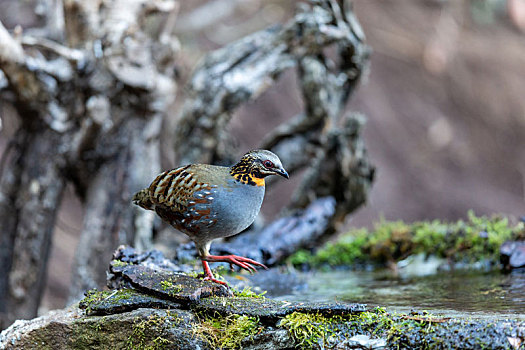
<box><xmin>275</xmin><ymin>168</ymin><xmax>289</xmax><ymax>179</ymax></box>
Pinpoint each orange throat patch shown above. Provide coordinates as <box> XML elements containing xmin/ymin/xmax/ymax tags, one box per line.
<box><xmin>249</xmin><ymin>176</ymin><xmax>265</xmax><ymax>187</ymax></box>
<box><xmin>232</xmin><ymin>173</ymin><xmax>265</xmax><ymax>186</ymax></box>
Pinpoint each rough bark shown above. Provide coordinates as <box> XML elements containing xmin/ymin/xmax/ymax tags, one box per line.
<box><xmin>0</xmin><ymin>0</ymin><xmax>177</xmax><ymax>327</ymax></box>
<box><xmin>4</xmin><ymin>129</ymin><xmax>66</xmax><ymax>324</ymax></box>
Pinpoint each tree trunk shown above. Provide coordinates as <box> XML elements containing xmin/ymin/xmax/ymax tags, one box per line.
<box><xmin>69</xmin><ymin>116</ymin><xmax>162</xmax><ymax>301</ymax></box>
<box><xmin>0</xmin><ymin>0</ymin><xmax>176</xmax><ymax>327</ymax></box>
<box><xmin>0</xmin><ymin>127</ymin><xmax>66</xmax><ymax>328</ymax></box>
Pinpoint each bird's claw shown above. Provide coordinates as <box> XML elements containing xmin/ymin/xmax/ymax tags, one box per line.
<box><xmin>204</xmin><ymin>254</ymin><xmax>268</xmax><ymax>274</ymax></box>
<box><xmin>203</xmin><ymin>276</ymin><xmax>228</xmax><ymax>286</ymax></box>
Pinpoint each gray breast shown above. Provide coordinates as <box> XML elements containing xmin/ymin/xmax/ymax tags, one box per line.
<box><xmin>205</xmin><ymin>179</ymin><xmax>265</xmax><ymax>239</ymax></box>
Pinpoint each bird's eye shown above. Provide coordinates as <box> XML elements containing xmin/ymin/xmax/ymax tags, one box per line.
<box><xmin>263</xmin><ymin>160</ymin><xmax>274</xmax><ymax>168</ymax></box>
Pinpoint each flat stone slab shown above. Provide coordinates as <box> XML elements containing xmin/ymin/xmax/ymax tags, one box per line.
<box><xmin>193</xmin><ymin>296</ymin><xmax>367</xmax><ymax>323</ymax></box>
<box><xmin>115</xmin><ymin>264</ymin><xmax>232</xmax><ymax>302</ymax></box>
<box><xmin>79</xmin><ymin>288</ymin><xmax>181</xmax><ymax>316</ymax></box>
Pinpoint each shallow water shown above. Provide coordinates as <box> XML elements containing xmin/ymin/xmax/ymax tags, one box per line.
<box><xmin>261</xmin><ymin>268</ymin><xmax>525</xmax><ymax>320</ymax></box>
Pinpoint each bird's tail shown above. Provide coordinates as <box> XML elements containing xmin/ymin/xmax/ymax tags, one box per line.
<box><xmin>132</xmin><ymin>188</ymin><xmax>155</xmax><ymax>210</ymax></box>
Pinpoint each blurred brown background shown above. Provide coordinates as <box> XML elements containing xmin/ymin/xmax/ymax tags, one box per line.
<box><xmin>1</xmin><ymin>0</ymin><xmax>525</xmax><ymax>312</ymax></box>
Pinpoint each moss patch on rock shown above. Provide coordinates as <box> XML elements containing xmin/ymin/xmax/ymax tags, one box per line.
<box><xmin>192</xmin><ymin>314</ymin><xmax>261</xmax><ymax>349</ymax></box>
<box><xmin>277</xmin><ymin>307</ymin><xmax>522</xmax><ymax>349</ymax></box>
<box><xmin>289</xmin><ymin>211</ymin><xmax>524</xmax><ymax>268</ymax></box>
<box><xmin>192</xmin><ymin>296</ymin><xmax>366</xmax><ymax>324</ymax></box>
<box><xmin>279</xmin><ymin>312</ymin><xmax>340</xmax><ymax>348</ymax></box>
<box><xmin>79</xmin><ymin>289</ymin><xmax>181</xmax><ymax>316</ymax></box>
<box><xmin>71</xmin><ymin>308</ymin><xmax>199</xmax><ymax>350</ymax></box>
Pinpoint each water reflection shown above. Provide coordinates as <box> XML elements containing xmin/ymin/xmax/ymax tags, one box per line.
<box><xmin>268</xmin><ymin>269</ymin><xmax>525</xmax><ymax>318</ymax></box>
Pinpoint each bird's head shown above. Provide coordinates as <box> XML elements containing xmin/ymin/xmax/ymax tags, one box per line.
<box><xmin>230</xmin><ymin>149</ymin><xmax>289</xmax><ymax>185</ymax></box>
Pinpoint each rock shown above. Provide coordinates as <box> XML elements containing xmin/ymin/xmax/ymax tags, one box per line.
<box><xmin>107</xmin><ymin>246</ymin><xmax>233</xmax><ymax>301</ymax></box>
<box><xmin>501</xmin><ymin>241</ymin><xmax>525</xmax><ymax>269</ymax></box>
<box><xmin>2</xmin><ymin>246</ymin><xmax>523</xmax><ymax>349</ymax></box>
<box><xmin>3</xmin><ymin>297</ymin><xmax>524</xmax><ymax>350</ymax></box>
<box><xmin>111</xmin><ymin>245</ymin><xmax>185</xmax><ymax>273</ymax></box>
<box><xmin>343</xmin><ymin>334</ymin><xmax>387</xmax><ymax>349</ymax></box>
<box><xmin>242</xmin><ymin>329</ymin><xmax>294</xmax><ymax>350</ymax></box>
<box><xmin>79</xmin><ymin>288</ymin><xmax>181</xmax><ymax>316</ymax></box>
<box><xmin>0</xmin><ymin>306</ymin><xmax>204</xmax><ymax>350</ymax></box>
<box><xmin>119</xmin><ymin>264</ymin><xmax>232</xmax><ymax>301</ymax></box>
<box><xmin>193</xmin><ymin>297</ymin><xmax>366</xmax><ymax>323</ymax></box>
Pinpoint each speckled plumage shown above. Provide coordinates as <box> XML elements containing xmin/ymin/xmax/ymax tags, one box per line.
<box><xmin>133</xmin><ymin>149</ymin><xmax>288</xmax><ymax>285</ymax></box>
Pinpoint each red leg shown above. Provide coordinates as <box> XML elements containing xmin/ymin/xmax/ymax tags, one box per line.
<box><xmin>203</xmin><ymin>255</ymin><xmax>268</xmax><ymax>274</ymax></box>
<box><xmin>200</xmin><ymin>260</ymin><xmax>228</xmax><ymax>285</ymax></box>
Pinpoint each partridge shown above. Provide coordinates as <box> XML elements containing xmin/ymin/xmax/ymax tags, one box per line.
<box><xmin>132</xmin><ymin>149</ymin><xmax>289</xmax><ymax>285</ymax></box>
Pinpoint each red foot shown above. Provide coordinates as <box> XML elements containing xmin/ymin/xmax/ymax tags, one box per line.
<box><xmin>203</xmin><ymin>276</ymin><xmax>228</xmax><ymax>285</ymax></box>
<box><xmin>199</xmin><ymin>260</ymin><xmax>228</xmax><ymax>286</ymax></box>
<box><xmin>203</xmin><ymin>254</ymin><xmax>268</xmax><ymax>274</ymax></box>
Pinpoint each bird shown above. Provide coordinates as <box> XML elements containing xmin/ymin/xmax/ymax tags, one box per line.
<box><xmin>132</xmin><ymin>149</ymin><xmax>289</xmax><ymax>285</ymax></box>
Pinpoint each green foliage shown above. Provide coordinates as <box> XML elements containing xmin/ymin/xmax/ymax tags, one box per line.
<box><xmin>289</xmin><ymin>211</ymin><xmax>523</xmax><ymax>268</ymax></box>
<box><xmin>192</xmin><ymin>314</ymin><xmax>261</xmax><ymax>349</ymax></box>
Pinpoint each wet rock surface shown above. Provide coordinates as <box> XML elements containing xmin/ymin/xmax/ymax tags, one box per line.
<box><xmin>501</xmin><ymin>240</ymin><xmax>525</xmax><ymax>269</ymax></box>
<box><xmin>193</xmin><ymin>297</ymin><xmax>367</xmax><ymax>323</ymax></box>
<box><xmin>1</xmin><ymin>246</ymin><xmax>524</xmax><ymax>349</ymax></box>
<box><xmin>0</xmin><ymin>307</ymin><xmax>204</xmax><ymax>350</ymax></box>
<box><xmin>79</xmin><ymin>288</ymin><xmax>181</xmax><ymax>316</ymax></box>
<box><xmin>120</xmin><ymin>264</ymin><xmax>232</xmax><ymax>301</ymax></box>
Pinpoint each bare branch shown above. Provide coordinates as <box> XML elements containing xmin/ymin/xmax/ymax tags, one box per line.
<box><xmin>21</xmin><ymin>36</ymin><xmax>84</xmax><ymax>62</ymax></box>
<box><xmin>173</xmin><ymin>0</ymin><xmax>369</xmax><ymax>170</ymax></box>
<box><xmin>0</xmin><ymin>22</ymin><xmax>24</xmax><ymax>64</ymax></box>
<box><xmin>173</xmin><ymin>26</ymin><xmax>296</xmax><ymax>165</ymax></box>
<box><xmin>0</xmin><ymin>21</ymin><xmax>52</xmax><ymax>109</ymax></box>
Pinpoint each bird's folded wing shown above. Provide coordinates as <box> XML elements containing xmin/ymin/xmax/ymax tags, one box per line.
<box><xmin>148</xmin><ymin>164</ymin><xmax>222</xmax><ymax>213</ymax></box>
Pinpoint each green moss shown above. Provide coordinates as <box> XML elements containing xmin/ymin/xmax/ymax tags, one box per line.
<box><xmin>80</xmin><ymin>290</ymin><xmax>113</xmax><ymax>314</ymax></box>
<box><xmin>346</xmin><ymin>307</ymin><xmax>396</xmax><ymax>335</ymax></box>
<box><xmin>187</xmin><ymin>270</ymin><xmax>200</xmax><ymax>278</ymax></box>
<box><xmin>68</xmin><ymin>309</ymin><xmax>187</xmax><ymax>350</ymax></box>
<box><xmin>289</xmin><ymin>211</ymin><xmax>524</xmax><ymax>268</ymax></box>
<box><xmin>233</xmin><ymin>286</ymin><xmax>267</xmax><ymax>299</ymax></box>
<box><xmin>192</xmin><ymin>314</ymin><xmax>261</xmax><ymax>349</ymax></box>
<box><xmin>160</xmin><ymin>279</ymin><xmax>183</xmax><ymax>296</ymax></box>
<box><xmin>126</xmin><ymin>312</ymin><xmax>179</xmax><ymax>350</ymax></box>
<box><xmin>111</xmin><ymin>259</ymin><xmax>130</xmax><ymax>267</ymax></box>
<box><xmin>279</xmin><ymin>312</ymin><xmax>339</xmax><ymax>348</ymax></box>
<box><xmin>278</xmin><ymin>307</ymin><xmax>458</xmax><ymax>349</ymax></box>
<box><xmin>80</xmin><ymin>289</ymin><xmax>144</xmax><ymax>314</ymax></box>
